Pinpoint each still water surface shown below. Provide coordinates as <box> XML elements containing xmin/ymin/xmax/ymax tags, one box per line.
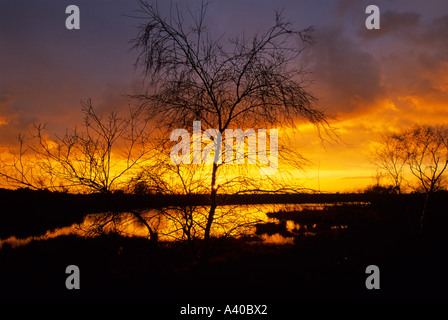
<box><xmin>0</xmin><ymin>203</ymin><xmax>357</xmax><ymax>248</ymax></box>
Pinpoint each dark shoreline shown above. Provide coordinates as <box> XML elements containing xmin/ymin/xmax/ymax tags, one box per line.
<box><xmin>0</xmin><ymin>187</ymin><xmax>433</xmax><ymax>238</ymax></box>
<box><xmin>0</xmin><ymin>187</ymin><xmax>373</xmax><ymax>239</ymax></box>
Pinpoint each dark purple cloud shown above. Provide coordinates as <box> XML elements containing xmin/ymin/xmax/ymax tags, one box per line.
<box><xmin>304</xmin><ymin>26</ymin><xmax>384</xmax><ymax>117</ymax></box>
<box><xmin>1</xmin><ymin>0</ymin><xmax>448</xmax><ymax>144</ymax></box>
<box><xmin>357</xmin><ymin>10</ymin><xmax>421</xmax><ymax>39</ymax></box>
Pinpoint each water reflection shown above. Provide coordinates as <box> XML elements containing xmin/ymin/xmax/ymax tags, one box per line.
<box><xmin>261</xmin><ymin>233</ymin><xmax>295</xmax><ymax>244</ymax></box>
<box><xmin>0</xmin><ymin>225</ymin><xmax>77</xmax><ymax>248</ymax></box>
<box><xmin>0</xmin><ymin>202</ymin><xmax>359</xmax><ymax>248</ymax></box>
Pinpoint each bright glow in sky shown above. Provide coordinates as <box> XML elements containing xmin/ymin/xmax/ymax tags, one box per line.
<box><xmin>1</xmin><ymin>0</ymin><xmax>448</xmax><ymax>192</ymax></box>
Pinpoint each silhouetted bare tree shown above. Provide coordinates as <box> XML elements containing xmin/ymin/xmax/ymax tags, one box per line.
<box><xmin>0</xmin><ymin>133</ymin><xmax>48</xmax><ymax>190</ymax></box>
<box><xmin>371</xmin><ymin>134</ymin><xmax>408</xmax><ymax>193</ymax></box>
<box><xmin>131</xmin><ymin>0</ymin><xmax>329</xmax><ymax>241</ymax></box>
<box><xmin>373</xmin><ymin>124</ymin><xmax>448</xmax><ymax>230</ymax></box>
<box><xmin>0</xmin><ymin>99</ymin><xmax>154</xmax><ymax>193</ymax></box>
<box><xmin>404</xmin><ymin>125</ymin><xmax>448</xmax><ymax>194</ymax></box>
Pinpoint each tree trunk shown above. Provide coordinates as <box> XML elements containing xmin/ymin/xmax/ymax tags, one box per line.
<box><xmin>204</xmin><ymin>163</ymin><xmax>218</xmax><ymax>241</ymax></box>
<box><xmin>419</xmin><ymin>192</ymin><xmax>430</xmax><ymax>235</ymax></box>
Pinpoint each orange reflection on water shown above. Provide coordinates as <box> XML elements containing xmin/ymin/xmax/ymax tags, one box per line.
<box><xmin>261</xmin><ymin>233</ymin><xmax>294</xmax><ymax>244</ymax></box>
<box><xmin>0</xmin><ymin>203</ymin><xmax>340</xmax><ymax>248</ymax></box>
<box><xmin>0</xmin><ymin>225</ymin><xmax>79</xmax><ymax>249</ymax></box>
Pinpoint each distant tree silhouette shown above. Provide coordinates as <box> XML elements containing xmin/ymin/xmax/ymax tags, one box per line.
<box><xmin>373</xmin><ymin>124</ymin><xmax>448</xmax><ymax>230</ymax></box>
<box><xmin>403</xmin><ymin>125</ymin><xmax>448</xmax><ymax>194</ymax></box>
<box><xmin>371</xmin><ymin>134</ymin><xmax>408</xmax><ymax>193</ymax></box>
<box><xmin>131</xmin><ymin>0</ymin><xmax>329</xmax><ymax>241</ymax></box>
<box><xmin>0</xmin><ymin>133</ymin><xmax>47</xmax><ymax>190</ymax></box>
<box><xmin>0</xmin><ymin>99</ymin><xmax>153</xmax><ymax>193</ymax></box>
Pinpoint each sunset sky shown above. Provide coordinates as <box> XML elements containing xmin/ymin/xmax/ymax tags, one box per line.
<box><xmin>1</xmin><ymin>0</ymin><xmax>448</xmax><ymax>192</ymax></box>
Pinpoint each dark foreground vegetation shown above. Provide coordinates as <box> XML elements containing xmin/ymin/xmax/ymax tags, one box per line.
<box><xmin>1</xmin><ymin>188</ymin><xmax>448</xmax><ymax>299</ymax></box>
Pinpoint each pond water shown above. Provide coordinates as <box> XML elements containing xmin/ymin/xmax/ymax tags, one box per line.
<box><xmin>0</xmin><ymin>203</ymin><xmax>361</xmax><ymax>248</ymax></box>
